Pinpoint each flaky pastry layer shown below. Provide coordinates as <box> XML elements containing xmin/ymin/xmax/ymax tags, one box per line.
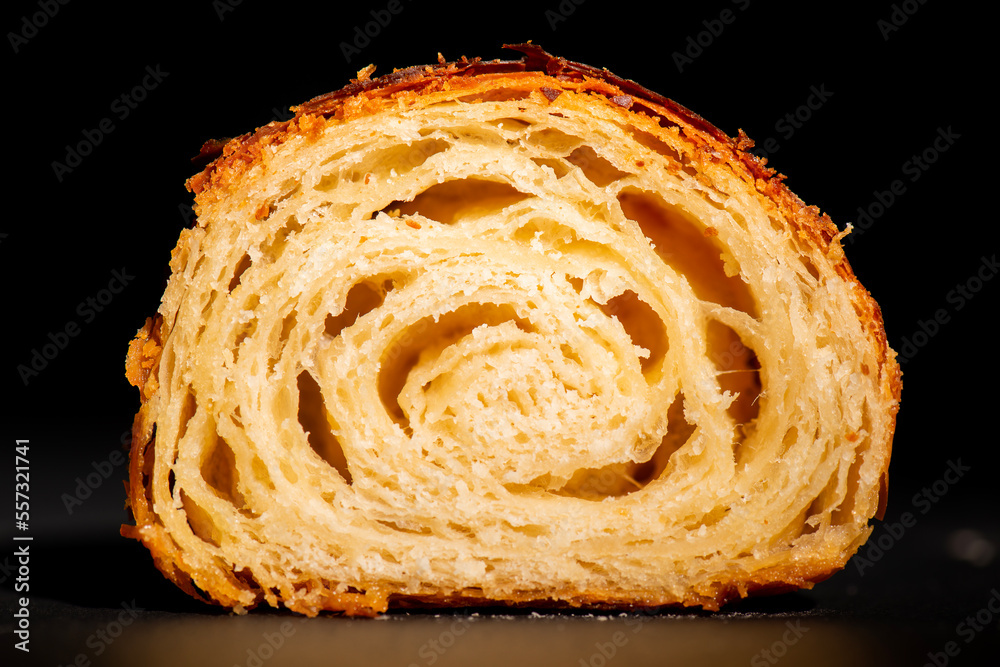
<box><xmin>123</xmin><ymin>44</ymin><xmax>901</xmax><ymax>616</ymax></box>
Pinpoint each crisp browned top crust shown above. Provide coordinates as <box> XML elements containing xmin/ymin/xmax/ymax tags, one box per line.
<box><xmin>191</xmin><ymin>44</ymin><xmax>780</xmax><ymax>211</ymax></box>
<box><xmin>125</xmin><ymin>44</ymin><xmax>901</xmax><ymax>617</ymax></box>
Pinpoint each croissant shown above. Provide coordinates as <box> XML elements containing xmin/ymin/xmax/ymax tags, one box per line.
<box><xmin>123</xmin><ymin>44</ymin><xmax>901</xmax><ymax>617</ymax></box>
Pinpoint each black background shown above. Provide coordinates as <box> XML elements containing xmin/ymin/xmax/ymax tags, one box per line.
<box><xmin>1</xmin><ymin>1</ymin><xmax>996</xmax><ymax>665</ymax></box>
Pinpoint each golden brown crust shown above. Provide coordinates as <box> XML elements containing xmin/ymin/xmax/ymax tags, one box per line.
<box><xmin>189</xmin><ymin>45</ymin><xmax>780</xmax><ymax>201</ymax></box>
<box><xmin>124</xmin><ymin>44</ymin><xmax>901</xmax><ymax>617</ymax></box>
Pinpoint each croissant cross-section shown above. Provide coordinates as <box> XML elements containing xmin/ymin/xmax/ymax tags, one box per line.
<box><xmin>123</xmin><ymin>44</ymin><xmax>901</xmax><ymax>616</ymax></box>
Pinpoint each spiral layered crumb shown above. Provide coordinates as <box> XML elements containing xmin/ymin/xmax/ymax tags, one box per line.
<box><xmin>123</xmin><ymin>44</ymin><xmax>901</xmax><ymax>616</ymax></box>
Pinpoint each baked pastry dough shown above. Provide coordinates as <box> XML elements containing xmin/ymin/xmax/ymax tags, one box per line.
<box><xmin>123</xmin><ymin>44</ymin><xmax>901</xmax><ymax>616</ymax></box>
